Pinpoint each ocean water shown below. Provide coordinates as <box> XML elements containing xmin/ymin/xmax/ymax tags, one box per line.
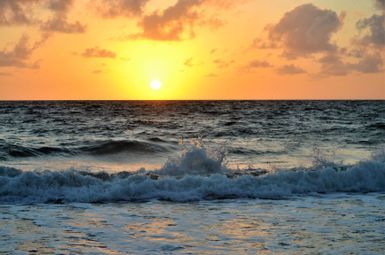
<box><xmin>0</xmin><ymin>100</ymin><xmax>385</xmax><ymax>254</ymax></box>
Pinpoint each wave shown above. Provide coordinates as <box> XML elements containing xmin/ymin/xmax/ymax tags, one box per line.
<box><xmin>80</xmin><ymin>140</ymin><xmax>173</xmax><ymax>155</ymax></box>
<box><xmin>0</xmin><ymin>143</ymin><xmax>73</xmax><ymax>159</ymax></box>
<box><xmin>0</xmin><ymin>139</ymin><xmax>174</xmax><ymax>159</ymax></box>
<box><xmin>0</xmin><ymin>146</ymin><xmax>384</xmax><ymax>204</ymax></box>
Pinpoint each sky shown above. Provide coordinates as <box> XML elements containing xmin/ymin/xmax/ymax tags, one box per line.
<box><xmin>0</xmin><ymin>0</ymin><xmax>384</xmax><ymax>100</ymax></box>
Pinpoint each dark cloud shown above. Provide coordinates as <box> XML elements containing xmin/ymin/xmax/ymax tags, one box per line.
<box><xmin>375</xmin><ymin>0</ymin><xmax>385</xmax><ymax>12</ymax></box>
<box><xmin>41</xmin><ymin>0</ymin><xmax>86</xmax><ymax>33</ymax></box>
<box><xmin>317</xmin><ymin>0</ymin><xmax>385</xmax><ymax>77</ymax></box>
<box><xmin>254</xmin><ymin>2</ymin><xmax>384</xmax><ymax>77</ymax></box>
<box><xmin>262</xmin><ymin>4</ymin><xmax>343</xmax><ymax>58</ymax></box>
<box><xmin>351</xmin><ymin>54</ymin><xmax>383</xmax><ymax>73</ymax></box>
<box><xmin>0</xmin><ymin>34</ymin><xmax>48</xmax><ymax>69</ymax></box>
<box><xmin>92</xmin><ymin>0</ymin><xmax>150</xmax><ymax>18</ymax></box>
<box><xmin>356</xmin><ymin>14</ymin><xmax>385</xmax><ymax>47</ymax></box>
<box><xmin>318</xmin><ymin>54</ymin><xmax>349</xmax><ymax>76</ymax></box>
<box><xmin>246</xmin><ymin>60</ymin><xmax>273</xmax><ymax>68</ymax></box>
<box><xmin>0</xmin><ymin>0</ymin><xmax>86</xmax><ymax>33</ymax></box>
<box><xmin>0</xmin><ymin>0</ymin><xmax>39</xmax><ymax>25</ymax></box>
<box><xmin>318</xmin><ymin>53</ymin><xmax>383</xmax><ymax>76</ymax></box>
<box><xmin>112</xmin><ymin>0</ymin><xmax>247</xmax><ymax>41</ymax></box>
<box><xmin>47</xmin><ymin>0</ymin><xmax>73</xmax><ymax>12</ymax></box>
<box><xmin>276</xmin><ymin>64</ymin><xmax>306</xmax><ymax>75</ymax></box>
<box><xmin>41</xmin><ymin>17</ymin><xmax>86</xmax><ymax>33</ymax></box>
<box><xmin>81</xmin><ymin>47</ymin><xmax>116</xmax><ymax>58</ymax></box>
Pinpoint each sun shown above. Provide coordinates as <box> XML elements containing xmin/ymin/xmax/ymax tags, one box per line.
<box><xmin>150</xmin><ymin>80</ymin><xmax>162</xmax><ymax>90</ymax></box>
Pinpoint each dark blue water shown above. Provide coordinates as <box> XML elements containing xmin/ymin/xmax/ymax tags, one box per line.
<box><xmin>0</xmin><ymin>101</ymin><xmax>384</xmax><ymax>170</ymax></box>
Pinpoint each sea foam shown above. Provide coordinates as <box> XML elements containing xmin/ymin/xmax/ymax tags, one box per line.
<box><xmin>0</xmin><ymin>146</ymin><xmax>384</xmax><ymax>204</ymax></box>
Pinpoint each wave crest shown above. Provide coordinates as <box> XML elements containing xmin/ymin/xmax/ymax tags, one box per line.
<box><xmin>0</xmin><ymin>147</ymin><xmax>384</xmax><ymax>204</ymax></box>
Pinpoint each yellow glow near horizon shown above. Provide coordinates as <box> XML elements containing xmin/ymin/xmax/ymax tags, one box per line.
<box><xmin>150</xmin><ymin>80</ymin><xmax>162</xmax><ymax>90</ymax></box>
<box><xmin>109</xmin><ymin>41</ymin><xmax>207</xmax><ymax>99</ymax></box>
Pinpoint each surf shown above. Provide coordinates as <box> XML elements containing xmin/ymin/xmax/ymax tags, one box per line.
<box><xmin>0</xmin><ymin>144</ymin><xmax>384</xmax><ymax>204</ymax></box>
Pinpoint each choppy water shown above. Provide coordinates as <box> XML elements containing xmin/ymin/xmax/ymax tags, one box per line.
<box><xmin>1</xmin><ymin>100</ymin><xmax>385</xmax><ymax>254</ymax></box>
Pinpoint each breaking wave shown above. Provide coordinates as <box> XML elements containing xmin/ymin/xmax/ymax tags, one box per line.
<box><xmin>0</xmin><ymin>146</ymin><xmax>384</xmax><ymax>204</ymax></box>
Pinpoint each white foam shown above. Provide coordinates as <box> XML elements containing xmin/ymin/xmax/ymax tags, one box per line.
<box><xmin>0</xmin><ymin>147</ymin><xmax>384</xmax><ymax>203</ymax></box>
<box><xmin>156</xmin><ymin>144</ymin><xmax>227</xmax><ymax>177</ymax></box>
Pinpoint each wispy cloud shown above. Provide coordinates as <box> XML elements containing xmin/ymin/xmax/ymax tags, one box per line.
<box><xmin>0</xmin><ymin>34</ymin><xmax>49</xmax><ymax>69</ymax></box>
<box><xmin>184</xmin><ymin>57</ymin><xmax>194</xmax><ymax>67</ymax></box>
<box><xmin>0</xmin><ymin>71</ymin><xmax>12</xmax><ymax>76</ymax></box>
<box><xmin>92</xmin><ymin>0</ymin><xmax>150</xmax><ymax>18</ymax></box>
<box><xmin>276</xmin><ymin>64</ymin><xmax>306</xmax><ymax>75</ymax></box>
<box><xmin>80</xmin><ymin>47</ymin><xmax>117</xmax><ymax>58</ymax></box>
<box><xmin>246</xmin><ymin>60</ymin><xmax>273</xmax><ymax>69</ymax></box>
<box><xmin>213</xmin><ymin>58</ymin><xmax>234</xmax><ymax>68</ymax></box>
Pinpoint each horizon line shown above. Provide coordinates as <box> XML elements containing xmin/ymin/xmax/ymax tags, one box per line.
<box><xmin>1</xmin><ymin>99</ymin><xmax>384</xmax><ymax>102</ymax></box>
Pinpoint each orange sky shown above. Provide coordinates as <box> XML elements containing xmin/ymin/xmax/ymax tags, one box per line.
<box><xmin>0</xmin><ymin>0</ymin><xmax>384</xmax><ymax>100</ymax></box>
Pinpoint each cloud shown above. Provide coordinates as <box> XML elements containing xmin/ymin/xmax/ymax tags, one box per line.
<box><xmin>316</xmin><ymin>0</ymin><xmax>384</xmax><ymax>77</ymax></box>
<box><xmin>206</xmin><ymin>72</ymin><xmax>217</xmax><ymax>78</ymax></box>
<box><xmin>315</xmin><ymin>0</ymin><xmax>384</xmax><ymax>77</ymax></box>
<box><xmin>92</xmin><ymin>69</ymin><xmax>103</xmax><ymax>74</ymax></box>
<box><xmin>318</xmin><ymin>53</ymin><xmax>383</xmax><ymax>76</ymax></box>
<box><xmin>80</xmin><ymin>47</ymin><xmax>116</xmax><ymax>58</ymax></box>
<box><xmin>213</xmin><ymin>58</ymin><xmax>233</xmax><ymax>68</ymax></box>
<box><xmin>0</xmin><ymin>0</ymin><xmax>86</xmax><ymax>33</ymax></box>
<box><xmin>47</xmin><ymin>0</ymin><xmax>73</xmax><ymax>12</ymax></box>
<box><xmin>262</xmin><ymin>4</ymin><xmax>343</xmax><ymax>58</ymax></box>
<box><xmin>41</xmin><ymin>0</ymin><xmax>86</xmax><ymax>33</ymax></box>
<box><xmin>136</xmin><ymin>0</ymin><xmax>203</xmax><ymax>41</ymax></box>
<box><xmin>92</xmin><ymin>0</ymin><xmax>150</xmax><ymax>18</ymax></box>
<box><xmin>355</xmin><ymin>14</ymin><xmax>385</xmax><ymax>47</ymax></box>
<box><xmin>246</xmin><ymin>60</ymin><xmax>273</xmax><ymax>69</ymax></box>
<box><xmin>0</xmin><ymin>71</ymin><xmax>11</xmax><ymax>76</ymax></box>
<box><xmin>276</xmin><ymin>64</ymin><xmax>306</xmax><ymax>75</ymax></box>
<box><xmin>184</xmin><ymin>57</ymin><xmax>194</xmax><ymax>67</ymax></box>
<box><xmin>254</xmin><ymin>2</ymin><xmax>383</xmax><ymax>77</ymax></box>
<box><xmin>200</xmin><ymin>16</ymin><xmax>225</xmax><ymax>30</ymax></box>
<box><xmin>41</xmin><ymin>17</ymin><xmax>86</xmax><ymax>33</ymax></box>
<box><xmin>0</xmin><ymin>34</ymin><xmax>48</xmax><ymax>69</ymax></box>
<box><xmin>375</xmin><ymin>0</ymin><xmax>385</xmax><ymax>12</ymax></box>
<box><xmin>352</xmin><ymin>54</ymin><xmax>383</xmax><ymax>73</ymax></box>
<box><xmin>113</xmin><ymin>0</ymin><xmax>248</xmax><ymax>41</ymax></box>
<box><xmin>0</xmin><ymin>0</ymin><xmax>39</xmax><ymax>25</ymax></box>
<box><xmin>205</xmin><ymin>0</ymin><xmax>249</xmax><ymax>9</ymax></box>
<box><xmin>318</xmin><ymin>54</ymin><xmax>349</xmax><ymax>76</ymax></box>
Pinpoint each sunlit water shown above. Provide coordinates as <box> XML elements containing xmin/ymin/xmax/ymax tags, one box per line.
<box><xmin>1</xmin><ymin>195</ymin><xmax>385</xmax><ymax>254</ymax></box>
<box><xmin>1</xmin><ymin>101</ymin><xmax>384</xmax><ymax>254</ymax></box>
